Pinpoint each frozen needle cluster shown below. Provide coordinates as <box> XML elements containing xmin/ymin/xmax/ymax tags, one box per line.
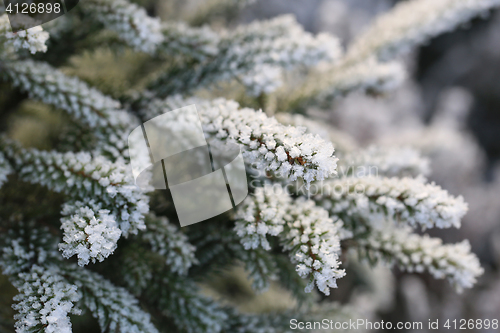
<box><xmin>59</xmin><ymin>201</ymin><xmax>122</xmax><ymax>266</ymax></box>
<box><xmin>0</xmin><ymin>14</ymin><xmax>49</xmax><ymax>54</ymax></box>
<box><xmin>358</xmin><ymin>225</ymin><xmax>484</xmax><ymax>292</ymax></box>
<box><xmin>144</xmin><ymin>97</ymin><xmax>339</xmax><ymax>184</ymax></box>
<box><xmin>235</xmin><ymin>186</ymin><xmax>346</xmax><ymax>296</ymax></box>
<box><xmin>12</xmin><ymin>265</ymin><xmax>81</xmax><ymax>333</ymax></box>
<box><xmin>317</xmin><ymin>176</ymin><xmax>468</xmax><ymax>230</ymax></box>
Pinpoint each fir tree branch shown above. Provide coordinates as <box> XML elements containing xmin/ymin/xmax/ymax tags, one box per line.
<box><xmin>278</xmin><ymin>59</ymin><xmax>406</xmax><ymax>113</ymax></box>
<box><xmin>345</xmin><ymin>0</ymin><xmax>500</xmax><ymax>64</ymax></box>
<box><xmin>240</xmin><ymin>248</ymin><xmax>278</xmax><ymax>292</ymax></box>
<box><xmin>115</xmin><ymin>246</ymin><xmax>229</xmax><ymax>333</ymax></box>
<box><xmin>0</xmin><ymin>221</ymin><xmax>60</xmax><ymax>276</ymax></box>
<box><xmin>82</xmin><ymin>0</ymin><xmax>164</xmax><ymax>54</ymax></box>
<box><xmin>0</xmin><ymin>14</ymin><xmax>49</xmax><ymax>55</ymax></box>
<box><xmin>338</xmin><ymin>146</ymin><xmax>430</xmax><ymax>178</ymax></box>
<box><xmin>0</xmin><ymin>151</ymin><xmax>12</xmax><ymax>189</ymax></box>
<box><xmin>63</xmin><ymin>264</ymin><xmax>160</xmax><ymax>333</ymax></box>
<box><xmin>0</xmin><ymin>138</ymin><xmax>149</xmax><ymax>236</ymax></box>
<box><xmin>0</xmin><ymin>60</ymin><xmax>135</xmax><ymax>158</ymax></box>
<box><xmin>12</xmin><ymin>265</ymin><xmax>81</xmax><ymax>333</ymax></box>
<box><xmin>355</xmin><ymin>224</ymin><xmax>484</xmax><ymax>292</ymax></box>
<box><xmin>149</xmin><ymin>15</ymin><xmax>342</xmax><ymax>97</ymax></box>
<box><xmin>139</xmin><ymin>214</ymin><xmax>198</xmax><ymax>275</ymax></box>
<box><xmin>141</xmin><ymin>96</ymin><xmax>339</xmax><ymax>185</ymax></box>
<box><xmin>235</xmin><ymin>186</ymin><xmax>346</xmax><ymax>296</ymax></box>
<box><xmin>316</xmin><ymin>175</ymin><xmax>468</xmax><ymax>230</ymax></box>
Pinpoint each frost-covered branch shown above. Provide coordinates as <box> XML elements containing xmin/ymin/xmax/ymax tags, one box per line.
<box><xmin>0</xmin><ymin>222</ymin><xmax>60</xmax><ymax>276</ymax></box>
<box><xmin>0</xmin><ymin>14</ymin><xmax>49</xmax><ymax>55</ymax></box>
<box><xmin>160</xmin><ymin>22</ymin><xmax>219</xmax><ymax>60</ymax></box>
<box><xmin>318</xmin><ymin>59</ymin><xmax>406</xmax><ymax>99</ymax></box>
<box><xmin>117</xmin><ymin>248</ymin><xmax>228</xmax><ymax>333</ymax></box>
<box><xmin>12</xmin><ymin>265</ymin><xmax>81</xmax><ymax>333</ymax></box>
<box><xmin>0</xmin><ymin>138</ymin><xmax>149</xmax><ymax>235</ymax></box>
<box><xmin>63</xmin><ymin>265</ymin><xmax>159</xmax><ymax>333</ymax></box>
<box><xmin>150</xmin><ymin>15</ymin><xmax>342</xmax><ymax>96</ymax></box>
<box><xmin>82</xmin><ymin>0</ymin><xmax>164</xmax><ymax>53</ymax></box>
<box><xmin>240</xmin><ymin>248</ymin><xmax>278</xmax><ymax>292</ymax></box>
<box><xmin>235</xmin><ymin>186</ymin><xmax>346</xmax><ymax>295</ymax></box>
<box><xmin>278</xmin><ymin>59</ymin><xmax>406</xmax><ymax>113</ymax></box>
<box><xmin>345</xmin><ymin>0</ymin><xmax>500</xmax><ymax>64</ymax></box>
<box><xmin>153</xmin><ymin>274</ymin><xmax>228</xmax><ymax>333</ymax></box>
<box><xmin>0</xmin><ymin>151</ymin><xmax>12</xmax><ymax>189</ymax></box>
<box><xmin>339</xmin><ymin>146</ymin><xmax>430</xmax><ymax>178</ymax></box>
<box><xmin>142</xmin><ymin>96</ymin><xmax>339</xmax><ymax>184</ymax></box>
<box><xmin>1</xmin><ymin>59</ymin><xmax>135</xmax><ymax>158</ymax></box>
<box><xmin>356</xmin><ymin>225</ymin><xmax>484</xmax><ymax>292</ymax></box>
<box><xmin>316</xmin><ymin>176</ymin><xmax>468</xmax><ymax>230</ymax></box>
<box><xmin>139</xmin><ymin>214</ymin><xmax>197</xmax><ymax>275</ymax></box>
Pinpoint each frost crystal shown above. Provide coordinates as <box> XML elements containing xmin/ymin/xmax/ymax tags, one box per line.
<box><xmin>59</xmin><ymin>201</ymin><xmax>122</xmax><ymax>266</ymax></box>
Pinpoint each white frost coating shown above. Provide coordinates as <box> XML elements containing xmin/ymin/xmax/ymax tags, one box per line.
<box><xmin>84</xmin><ymin>0</ymin><xmax>164</xmax><ymax>53</ymax></box>
<box><xmin>152</xmin><ymin>15</ymin><xmax>342</xmax><ymax>96</ymax></box>
<box><xmin>2</xmin><ymin>59</ymin><xmax>123</xmax><ymax>127</ymax></box>
<box><xmin>12</xmin><ymin>265</ymin><xmax>81</xmax><ymax>333</ymax></box>
<box><xmin>359</xmin><ymin>225</ymin><xmax>484</xmax><ymax>292</ymax></box>
<box><xmin>0</xmin><ymin>226</ymin><xmax>59</xmax><ymax>276</ymax></box>
<box><xmin>240</xmin><ymin>64</ymin><xmax>283</xmax><ymax>96</ymax></box>
<box><xmin>141</xmin><ymin>215</ymin><xmax>197</xmax><ymax>275</ymax></box>
<box><xmin>161</xmin><ymin>21</ymin><xmax>219</xmax><ymax>60</ymax></box>
<box><xmin>64</xmin><ymin>265</ymin><xmax>159</xmax><ymax>333</ymax></box>
<box><xmin>0</xmin><ymin>151</ymin><xmax>12</xmax><ymax>188</ymax></box>
<box><xmin>234</xmin><ymin>186</ymin><xmax>292</xmax><ymax>251</ymax></box>
<box><xmin>340</xmin><ymin>145</ymin><xmax>431</xmax><ymax>178</ymax></box>
<box><xmin>226</xmin><ymin>15</ymin><xmax>342</xmax><ymax>67</ymax></box>
<box><xmin>346</xmin><ymin>0</ymin><xmax>500</xmax><ymax>63</ymax></box>
<box><xmin>59</xmin><ymin>201</ymin><xmax>122</xmax><ymax>266</ymax></box>
<box><xmin>317</xmin><ymin>176</ymin><xmax>468</xmax><ymax>230</ymax></box>
<box><xmin>143</xmin><ymin>96</ymin><xmax>339</xmax><ymax>184</ymax></box>
<box><xmin>235</xmin><ymin>186</ymin><xmax>346</xmax><ymax>296</ymax></box>
<box><xmin>0</xmin><ymin>14</ymin><xmax>49</xmax><ymax>54</ymax></box>
<box><xmin>2</xmin><ymin>59</ymin><xmax>136</xmax><ymax>157</ymax></box>
<box><xmin>0</xmin><ymin>139</ymin><xmax>149</xmax><ymax>236</ymax></box>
